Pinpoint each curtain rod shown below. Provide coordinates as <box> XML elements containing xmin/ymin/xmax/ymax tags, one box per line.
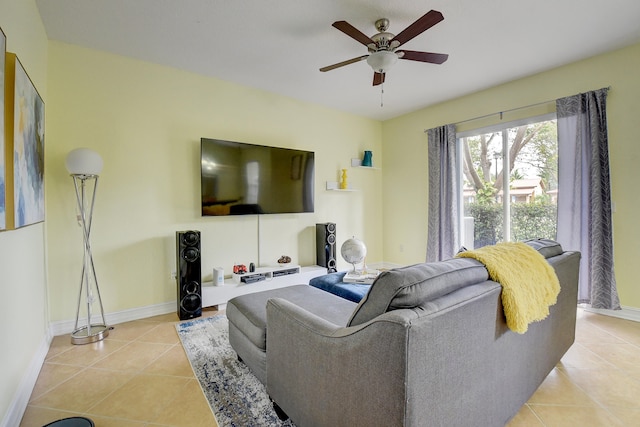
<box><xmin>454</xmin><ymin>99</ymin><xmax>555</xmax><ymax>126</ymax></box>
<box><xmin>423</xmin><ymin>86</ymin><xmax>611</xmax><ymax>132</ymax></box>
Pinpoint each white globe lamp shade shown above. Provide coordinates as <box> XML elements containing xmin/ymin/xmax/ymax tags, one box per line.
<box><xmin>65</xmin><ymin>148</ymin><xmax>104</xmax><ymax>176</ymax></box>
<box><xmin>366</xmin><ymin>51</ymin><xmax>398</xmax><ymax>73</ymax></box>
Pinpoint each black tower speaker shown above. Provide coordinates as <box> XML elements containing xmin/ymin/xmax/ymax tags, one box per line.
<box><xmin>316</xmin><ymin>223</ymin><xmax>337</xmax><ymax>273</ymax></box>
<box><xmin>176</xmin><ymin>230</ymin><xmax>202</xmax><ymax>320</ymax></box>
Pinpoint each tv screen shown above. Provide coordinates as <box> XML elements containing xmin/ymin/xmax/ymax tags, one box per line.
<box><xmin>201</xmin><ymin>138</ymin><xmax>315</xmax><ymax>216</ymax></box>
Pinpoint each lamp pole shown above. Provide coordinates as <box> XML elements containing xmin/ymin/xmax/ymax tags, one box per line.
<box><xmin>66</xmin><ymin>149</ymin><xmax>109</xmax><ymax>345</ymax></box>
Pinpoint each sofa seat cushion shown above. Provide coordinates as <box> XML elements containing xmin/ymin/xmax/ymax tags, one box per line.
<box><xmin>348</xmin><ymin>258</ymin><xmax>489</xmax><ymax>326</ymax></box>
<box><xmin>227</xmin><ymin>285</ymin><xmax>357</xmax><ymax>351</ymax></box>
<box><xmin>309</xmin><ymin>271</ymin><xmax>370</xmax><ymax>303</ymax></box>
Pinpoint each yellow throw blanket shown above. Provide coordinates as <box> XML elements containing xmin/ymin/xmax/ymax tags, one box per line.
<box><xmin>456</xmin><ymin>242</ymin><xmax>560</xmax><ymax>334</ymax></box>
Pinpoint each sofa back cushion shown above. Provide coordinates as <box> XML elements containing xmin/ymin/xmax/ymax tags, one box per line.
<box><xmin>347</xmin><ymin>258</ymin><xmax>489</xmax><ymax>326</ymax></box>
<box><xmin>522</xmin><ymin>238</ymin><xmax>563</xmax><ymax>259</ymax></box>
<box><xmin>347</xmin><ymin>239</ymin><xmax>564</xmax><ymax>327</ymax></box>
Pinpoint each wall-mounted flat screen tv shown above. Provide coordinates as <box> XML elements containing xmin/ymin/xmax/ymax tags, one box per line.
<box><xmin>201</xmin><ymin>138</ymin><xmax>315</xmax><ymax>216</ymax></box>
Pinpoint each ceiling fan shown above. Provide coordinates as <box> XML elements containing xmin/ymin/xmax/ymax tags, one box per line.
<box><xmin>320</xmin><ymin>10</ymin><xmax>449</xmax><ymax>86</ymax></box>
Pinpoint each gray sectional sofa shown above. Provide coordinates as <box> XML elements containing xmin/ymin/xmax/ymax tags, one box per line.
<box><xmin>226</xmin><ymin>240</ymin><xmax>580</xmax><ymax>426</ymax></box>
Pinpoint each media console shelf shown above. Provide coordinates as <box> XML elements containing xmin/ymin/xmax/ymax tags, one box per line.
<box><xmin>202</xmin><ymin>265</ymin><xmax>328</xmax><ymax>307</ymax></box>
<box><xmin>232</xmin><ymin>264</ymin><xmax>302</xmax><ymax>284</ymax></box>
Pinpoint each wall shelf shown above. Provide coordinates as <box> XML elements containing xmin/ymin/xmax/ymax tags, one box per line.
<box><xmin>326</xmin><ymin>181</ymin><xmax>357</xmax><ymax>191</ymax></box>
<box><xmin>351</xmin><ymin>158</ymin><xmax>380</xmax><ymax>169</ymax></box>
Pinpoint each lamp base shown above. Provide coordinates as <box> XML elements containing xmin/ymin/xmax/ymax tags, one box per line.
<box><xmin>71</xmin><ymin>324</ymin><xmax>109</xmax><ymax>345</ymax></box>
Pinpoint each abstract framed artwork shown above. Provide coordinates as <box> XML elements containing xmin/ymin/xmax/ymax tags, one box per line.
<box><xmin>0</xmin><ymin>28</ymin><xmax>6</xmax><ymax>231</ymax></box>
<box><xmin>10</xmin><ymin>54</ymin><xmax>45</xmax><ymax>229</ymax></box>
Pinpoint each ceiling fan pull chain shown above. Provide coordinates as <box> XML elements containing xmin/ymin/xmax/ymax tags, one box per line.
<box><xmin>380</xmin><ymin>82</ymin><xmax>384</xmax><ymax>107</ymax></box>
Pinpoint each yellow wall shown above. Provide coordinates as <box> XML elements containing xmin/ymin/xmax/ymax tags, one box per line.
<box><xmin>382</xmin><ymin>42</ymin><xmax>640</xmax><ymax>309</ymax></box>
<box><xmin>45</xmin><ymin>42</ymin><xmax>383</xmax><ymax>321</ymax></box>
<box><xmin>0</xmin><ymin>0</ymin><xmax>49</xmax><ymax>422</ymax></box>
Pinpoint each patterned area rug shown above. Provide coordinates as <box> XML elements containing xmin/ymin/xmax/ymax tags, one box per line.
<box><xmin>176</xmin><ymin>315</ymin><xmax>296</xmax><ymax>427</ymax></box>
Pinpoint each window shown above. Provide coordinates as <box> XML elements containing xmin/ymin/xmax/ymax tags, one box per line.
<box><xmin>458</xmin><ymin>114</ymin><xmax>558</xmax><ymax>249</ymax></box>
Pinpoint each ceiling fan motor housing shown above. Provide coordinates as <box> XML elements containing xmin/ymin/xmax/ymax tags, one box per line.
<box><xmin>370</xmin><ymin>31</ymin><xmax>395</xmax><ymax>51</ymax></box>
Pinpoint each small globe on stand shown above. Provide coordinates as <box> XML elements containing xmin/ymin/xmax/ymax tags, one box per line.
<box><xmin>341</xmin><ymin>237</ymin><xmax>367</xmax><ymax>272</ymax></box>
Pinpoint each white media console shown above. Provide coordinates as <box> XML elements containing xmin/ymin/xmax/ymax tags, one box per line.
<box><xmin>201</xmin><ymin>265</ymin><xmax>328</xmax><ymax>307</ymax></box>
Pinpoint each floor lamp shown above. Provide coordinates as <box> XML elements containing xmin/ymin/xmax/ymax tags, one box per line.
<box><xmin>65</xmin><ymin>148</ymin><xmax>109</xmax><ymax>345</ymax></box>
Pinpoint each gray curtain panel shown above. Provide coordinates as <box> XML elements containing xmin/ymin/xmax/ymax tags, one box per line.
<box><xmin>426</xmin><ymin>124</ymin><xmax>458</xmax><ymax>262</ymax></box>
<box><xmin>556</xmin><ymin>88</ymin><xmax>620</xmax><ymax>310</ymax></box>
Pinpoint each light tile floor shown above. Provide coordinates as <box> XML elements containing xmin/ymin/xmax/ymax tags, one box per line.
<box><xmin>508</xmin><ymin>309</ymin><xmax>640</xmax><ymax>426</ymax></box>
<box><xmin>20</xmin><ymin>308</ymin><xmax>640</xmax><ymax>426</ymax></box>
<box><xmin>20</xmin><ymin>308</ymin><xmax>221</xmax><ymax>427</ymax></box>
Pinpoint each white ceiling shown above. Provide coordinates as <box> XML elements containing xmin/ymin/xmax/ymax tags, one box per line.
<box><xmin>35</xmin><ymin>0</ymin><xmax>640</xmax><ymax>121</ymax></box>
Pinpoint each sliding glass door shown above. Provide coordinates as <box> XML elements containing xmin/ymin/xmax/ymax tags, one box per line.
<box><xmin>458</xmin><ymin>115</ymin><xmax>558</xmax><ymax>249</ymax></box>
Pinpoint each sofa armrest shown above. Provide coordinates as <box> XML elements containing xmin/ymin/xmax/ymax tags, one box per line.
<box><xmin>266</xmin><ymin>297</ymin><xmax>410</xmax><ymax>427</ymax></box>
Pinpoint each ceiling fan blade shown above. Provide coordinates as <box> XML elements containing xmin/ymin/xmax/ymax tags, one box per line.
<box><xmin>332</xmin><ymin>21</ymin><xmax>376</xmax><ymax>47</ymax></box>
<box><xmin>319</xmin><ymin>55</ymin><xmax>369</xmax><ymax>72</ymax></box>
<box><xmin>390</xmin><ymin>10</ymin><xmax>444</xmax><ymax>47</ymax></box>
<box><xmin>373</xmin><ymin>72</ymin><xmax>385</xmax><ymax>86</ymax></box>
<box><xmin>397</xmin><ymin>50</ymin><xmax>449</xmax><ymax>64</ymax></box>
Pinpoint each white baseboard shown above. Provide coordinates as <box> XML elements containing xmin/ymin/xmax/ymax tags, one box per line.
<box><xmin>49</xmin><ymin>301</ymin><xmax>177</xmax><ymax>337</ymax></box>
<box><xmin>583</xmin><ymin>305</ymin><xmax>640</xmax><ymax>322</ymax></box>
<box><xmin>1</xmin><ymin>332</ymin><xmax>52</xmax><ymax>427</ymax></box>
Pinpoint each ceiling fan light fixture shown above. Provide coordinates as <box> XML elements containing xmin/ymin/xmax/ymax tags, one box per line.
<box><xmin>366</xmin><ymin>50</ymin><xmax>398</xmax><ymax>73</ymax></box>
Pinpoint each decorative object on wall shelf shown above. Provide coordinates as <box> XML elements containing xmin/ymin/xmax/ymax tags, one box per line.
<box><xmin>326</xmin><ymin>181</ymin><xmax>356</xmax><ymax>191</ymax></box>
<box><xmin>65</xmin><ymin>148</ymin><xmax>109</xmax><ymax>345</ymax></box>
<box><xmin>340</xmin><ymin>168</ymin><xmax>348</xmax><ymax>189</ymax></box>
<box><xmin>362</xmin><ymin>150</ymin><xmax>373</xmax><ymax>167</ymax></box>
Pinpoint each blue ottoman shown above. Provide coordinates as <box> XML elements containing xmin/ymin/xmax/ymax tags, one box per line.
<box><xmin>309</xmin><ymin>271</ymin><xmax>370</xmax><ymax>303</ymax></box>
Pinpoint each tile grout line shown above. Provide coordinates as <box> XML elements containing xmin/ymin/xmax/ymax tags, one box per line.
<box><xmin>554</xmin><ymin>345</ymin><xmax>632</xmax><ymax>425</ymax></box>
